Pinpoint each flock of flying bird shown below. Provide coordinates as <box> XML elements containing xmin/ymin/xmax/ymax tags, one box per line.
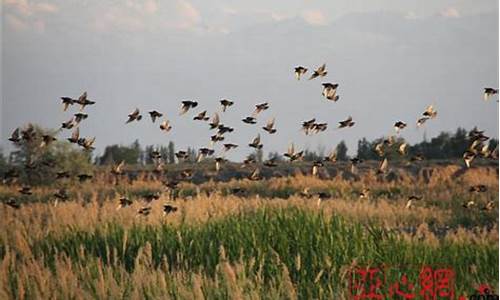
<box><xmin>3</xmin><ymin>63</ymin><xmax>499</xmax><ymax>213</ymax></box>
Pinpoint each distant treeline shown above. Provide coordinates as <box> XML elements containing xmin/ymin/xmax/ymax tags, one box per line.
<box><xmin>83</xmin><ymin>127</ymin><xmax>497</xmax><ymax>165</ymax></box>
<box><xmin>0</xmin><ymin>126</ymin><xmax>497</xmax><ymax>182</ymax></box>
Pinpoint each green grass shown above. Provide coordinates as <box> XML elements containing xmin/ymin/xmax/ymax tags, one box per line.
<box><xmin>16</xmin><ymin>207</ymin><xmax>496</xmax><ymax>298</ymax></box>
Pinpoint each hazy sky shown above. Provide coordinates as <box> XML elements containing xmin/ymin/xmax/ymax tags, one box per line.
<box><xmin>1</xmin><ymin>0</ymin><xmax>499</xmax><ymax>160</ymax></box>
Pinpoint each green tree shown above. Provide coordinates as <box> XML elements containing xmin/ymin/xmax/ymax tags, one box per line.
<box><xmin>336</xmin><ymin>141</ymin><xmax>349</xmax><ymax>161</ymax></box>
<box><xmin>167</xmin><ymin>141</ymin><xmax>175</xmax><ymax>164</ymax></box>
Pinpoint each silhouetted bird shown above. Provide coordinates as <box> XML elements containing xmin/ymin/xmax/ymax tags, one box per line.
<box><xmin>160</xmin><ymin>120</ymin><xmax>172</xmax><ymax>132</ymax></box>
<box><xmin>262</xmin><ymin>118</ymin><xmax>277</xmax><ymax>134</ymax></box>
<box><xmin>8</xmin><ymin>128</ymin><xmax>21</xmax><ymax>143</ymax></box>
<box><xmin>149</xmin><ymin>110</ymin><xmax>163</xmax><ymax>123</ymax></box>
<box><xmin>294</xmin><ymin>66</ymin><xmax>308</xmax><ymax>80</ymax></box>
<box><xmin>180</xmin><ymin>100</ymin><xmax>198</xmax><ymax>115</ymax></box>
<box><xmin>248</xmin><ymin>134</ymin><xmax>263</xmax><ymax>149</ymax></box>
<box><xmin>5</xmin><ymin>198</ymin><xmax>20</xmax><ymax>209</ymax></box>
<box><xmin>483</xmin><ymin>88</ymin><xmax>498</xmax><ymax>101</ymax></box>
<box><xmin>252</xmin><ymin>102</ymin><xmax>269</xmax><ymax>116</ymax></box>
<box><xmin>394</xmin><ymin>121</ymin><xmax>407</xmax><ymax>133</ymax></box>
<box><xmin>61</xmin><ymin>97</ymin><xmax>75</xmax><ymax>111</ymax></box>
<box><xmin>416</xmin><ymin>117</ymin><xmax>429</xmax><ymax>127</ymax></box>
<box><xmin>209</xmin><ymin>113</ymin><xmax>220</xmax><ymax>129</ymax></box>
<box><xmin>194</xmin><ymin>110</ymin><xmax>210</xmax><ymax>121</ymax></box>
<box><xmin>223</xmin><ymin>143</ymin><xmax>238</xmax><ymax>152</ymax></box>
<box><xmin>309</xmin><ymin>64</ymin><xmax>327</xmax><ymax>80</ymax></box>
<box><xmin>422</xmin><ymin>105</ymin><xmax>437</xmax><ymax>119</ymax></box>
<box><xmin>163</xmin><ymin>204</ymin><xmax>178</xmax><ymax>215</ymax></box>
<box><xmin>138</xmin><ymin>207</ymin><xmax>152</xmax><ymax>216</ymax></box>
<box><xmin>220</xmin><ymin>99</ymin><xmax>234</xmax><ymax>112</ymax></box>
<box><xmin>126</xmin><ymin>108</ymin><xmax>142</xmax><ymax>123</ymax></box>
<box><xmin>74</xmin><ymin>113</ymin><xmax>88</xmax><ymax>124</ymax></box>
<box><xmin>67</xmin><ymin>128</ymin><xmax>79</xmax><ymax>143</ymax></box>
<box><xmin>75</xmin><ymin>92</ymin><xmax>95</xmax><ymax>110</ymax></box>
<box><xmin>322</xmin><ymin>83</ymin><xmax>339</xmax><ymax>101</ymax></box>
<box><xmin>338</xmin><ymin>116</ymin><xmax>355</xmax><ymax>128</ymax></box>
<box><xmin>242</xmin><ymin>116</ymin><xmax>257</xmax><ymax>124</ymax></box>
<box><xmin>117</xmin><ymin>197</ymin><xmax>133</xmax><ymax>209</ymax></box>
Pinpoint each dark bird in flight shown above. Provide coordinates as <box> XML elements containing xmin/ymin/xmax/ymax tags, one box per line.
<box><xmin>483</xmin><ymin>88</ymin><xmax>499</xmax><ymax>101</ymax></box>
<box><xmin>311</xmin><ymin>122</ymin><xmax>327</xmax><ymax>134</ymax></box>
<box><xmin>309</xmin><ymin>64</ymin><xmax>327</xmax><ymax>80</ymax></box>
<box><xmin>163</xmin><ymin>204</ymin><xmax>178</xmax><ymax>215</ymax></box>
<box><xmin>180</xmin><ymin>100</ymin><xmax>198</xmax><ymax>115</ymax></box>
<box><xmin>223</xmin><ymin>143</ymin><xmax>238</xmax><ymax>152</ymax></box>
<box><xmin>215</xmin><ymin>157</ymin><xmax>227</xmax><ymax>172</ymax></box>
<box><xmin>322</xmin><ymin>83</ymin><xmax>339</xmax><ymax>101</ymax></box>
<box><xmin>74</xmin><ymin>113</ymin><xmax>88</xmax><ymax>124</ymax></box>
<box><xmin>159</xmin><ymin>120</ymin><xmax>172</xmax><ymax>132</ymax></box>
<box><xmin>262</xmin><ymin>118</ymin><xmax>277</xmax><ymax>134</ymax></box>
<box><xmin>422</xmin><ymin>105</ymin><xmax>437</xmax><ymax>119</ymax></box>
<box><xmin>209</xmin><ymin>113</ymin><xmax>220</xmax><ymax>129</ymax></box>
<box><xmin>8</xmin><ymin>128</ymin><xmax>21</xmax><ymax>143</ymax></box>
<box><xmin>302</xmin><ymin>118</ymin><xmax>316</xmax><ymax>135</ymax></box>
<box><xmin>483</xmin><ymin>201</ymin><xmax>495</xmax><ymax>211</ymax></box>
<box><xmin>463</xmin><ymin>150</ymin><xmax>475</xmax><ymax>168</ymax></box>
<box><xmin>117</xmin><ymin>197</ymin><xmax>133</xmax><ymax>209</ymax></box>
<box><xmin>416</xmin><ymin>117</ymin><xmax>429</xmax><ymax>127</ymax></box>
<box><xmin>217</xmin><ymin>124</ymin><xmax>234</xmax><ymax>135</ymax></box>
<box><xmin>394</xmin><ymin>121</ymin><xmax>407</xmax><ymax>133</ymax></box>
<box><xmin>68</xmin><ymin>127</ymin><xmax>80</xmax><ymax>144</ymax></box>
<box><xmin>469</xmin><ymin>185</ymin><xmax>487</xmax><ymax>193</ymax></box>
<box><xmin>78</xmin><ymin>137</ymin><xmax>96</xmax><ymax>151</ymax></box>
<box><xmin>338</xmin><ymin>116</ymin><xmax>355</xmax><ymax>128</ymax></box>
<box><xmin>111</xmin><ymin>161</ymin><xmax>125</xmax><ymax>175</ymax></box>
<box><xmin>197</xmin><ymin>148</ymin><xmax>215</xmax><ymax>162</ymax></box>
<box><xmin>252</xmin><ymin>102</ymin><xmax>269</xmax><ymax>116</ymax></box>
<box><xmin>77</xmin><ymin>174</ymin><xmax>93</xmax><ymax>182</ymax></box>
<box><xmin>61</xmin><ymin>118</ymin><xmax>76</xmax><ymax>130</ymax></box>
<box><xmin>220</xmin><ymin>99</ymin><xmax>234</xmax><ymax>112</ymax></box>
<box><xmin>149</xmin><ymin>110</ymin><xmax>163</xmax><ymax>123</ymax></box>
<box><xmin>242</xmin><ymin>116</ymin><xmax>257</xmax><ymax>124</ymax></box>
<box><xmin>194</xmin><ymin>110</ymin><xmax>210</xmax><ymax>121</ymax></box>
<box><xmin>75</xmin><ymin>92</ymin><xmax>96</xmax><ymax>111</ymax></box>
<box><xmin>324</xmin><ymin>149</ymin><xmax>337</xmax><ymax>163</ymax></box>
<box><xmin>175</xmin><ymin>150</ymin><xmax>189</xmax><ymax>161</ymax></box>
<box><xmin>126</xmin><ymin>108</ymin><xmax>142</xmax><ymax>123</ymax></box>
<box><xmin>138</xmin><ymin>207</ymin><xmax>152</xmax><ymax>216</ymax></box>
<box><xmin>263</xmin><ymin>157</ymin><xmax>278</xmax><ymax>168</ymax></box>
<box><xmin>5</xmin><ymin>198</ymin><xmax>20</xmax><ymax>209</ymax></box>
<box><xmin>19</xmin><ymin>186</ymin><xmax>32</xmax><ymax>195</ymax></box>
<box><xmin>61</xmin><ymin>97</ymin><xmax>75</xmax><ymax>111</ymax></box>
<box><xmin>294</xmin><ymin>66</ymin><xmax>308</xmax><ymax>80</ymax></box>
<box><xmin>211</xmin><ymin>134</ymin><xmax>224</xmax><ymax>143</ymax></box>
<box><xmin>248</xmin><ymin>134</ymin><xmax>263</xmax><ymax>149</ymax></box>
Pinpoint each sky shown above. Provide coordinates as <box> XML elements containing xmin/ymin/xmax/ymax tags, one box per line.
<box><xmin>1</xmin><ymin>0</ymin><xmax>499</xmax><ymax>161</ymax></box>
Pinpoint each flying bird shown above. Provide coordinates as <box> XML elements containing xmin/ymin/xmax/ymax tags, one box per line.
<box><xmin>398</xmin><ymin>143</ymin><xmax>408</xmax><ymax>155</ymax></box>
<box><xmin>294</xmin><ymin>66</ymin><xmax>308</xmax><ymax>80</ymax></box>
<box><xmin>194</xmin><ymin>110</ymin><xmax>210</xmax><ymax>121</ymax></box>
<box><xmin>416</xmin><ymin>117</ymin><xmax>429</xmax><ymax>127</ymax></box>
<box><xmin>483</xmin><ymin>88</ymin><xmax>498</xmax><ymax>101</ymax></box>
<box><xmin>322</xmin><ymin>83</ymin><xmax>339</xmax><ymax>101</ymax></box>
<box><xmin>61</xmin><ymin>97</ymin><xmax>75</xmax><ymax>111</ymax></box>
<box><xmin>377</xmin><ymin>158</ymin><xmax>388</xmax><ymax>175</ymax></box>
<box><xmin>463</xmin><ymin>151</ymin><xmax>475</xmax><ymax>168</ymax></box>
<box><xmin>248</xmin><ymin>134</ymin><xmax>263</xmax><ymax>149</ymax></box>
<box><xmin>117</xmin><ymin>197</ymin><xmax>133</xmax><ymax>209</ymax></box>
<box><xmin>394</xmin><ymin>121</ymin><xmax>407</xmax><ymax>133</ymax></box>
<box><xmin>163</xmin><ymin>204</ymin><xmax>178</xmax><ymax>215</ymax></box>
<box><xmin>262</xmin><ymin>118</ymin><xmax>277</xmax><ymax>134</ymax></box>
<box><xmin>338</xmin><ymin>116</ymin><xmax>355</xmax><ymax>128</ymax></box>
<box><xmin>220</xmin><ymin>99</ymin><xmax>234</xmax><ymax>112</ymax></box>
<box><xmin>309</xmin><ymin>64</ymin><xmax>327</xmax><ymax>80</ymax></box>
<box><xmin>209</xmin><ymin>113</ymin><xmax>220</xmax><ymax>129</ymax></box>
<box><xmin>223</xmin><ymin>143</ymin><xmax>238</xmax><ymax>152</ymax></box>
<box><xmin>159</xmin><ymin>120</ymin><xmax>172</xmax><ymax>132</ymax></box>
<box><xmin>180</xmin><ymin>101</ymin><xmax>198</xmax><ymax>115</ymax></box>
<box><xmin>242</xmin><ymin>116</ymin><xmax>257</xmax><ymax>124</ymax></box>
<box><xmin>8</xmin><ymin>128</ymin><xmax>21</xmax><ymax>143</ymax></box>
<box><xmin>74</xmin><ymin>113</ymin><xmax>88</xmax><ymax>124</ymax></box>
<box><xmin>75</xmin><ymin>92</ymin><xmax>95</xmax><ymax>110</ymax></box>
<box><xmin>126</xmin><ymin>108</ymin><xmax>142</xmax><ymax>124</ymax></box>
<box><xmin>252</xmin><ymin>102</ymin><xmax>269</xmax><ymax>116</ymax></box>
<box><xmin>423</xmin><ymin>105</ymin><xmax>437</xmax><ymax>119</ymax></box>
<box><xmin>248</xmin><ymin>168</ymin><xmax>262</xmax><ymax>181</ymax></box>
<box><xmin>149</xmin><ymin>110</ymin><xmax>163</xmax><ymax>123</ymax></box>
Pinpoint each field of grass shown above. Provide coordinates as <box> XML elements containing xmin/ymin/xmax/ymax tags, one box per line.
<box><xmin>0</xmin><ymin>163</ymin><xmax>498</xmax><ymax>299</ymax></box>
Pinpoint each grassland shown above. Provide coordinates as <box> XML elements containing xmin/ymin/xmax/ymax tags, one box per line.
<box><xmin>0</xmin><ymin>163</ymin><xmax>498</xmax><ymax>299</ymax></box>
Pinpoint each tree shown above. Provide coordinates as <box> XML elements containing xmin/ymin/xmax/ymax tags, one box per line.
<box><xmin>167</xmin><ymin>141</ymin><xmax>175</xmax><ymax>164</ymax></box>
<box><xmin>336</xmin><ymin>141</ymin><xmax>348</xmax><ymax>161</ymax></box>
<box><xmin>7</xmin><ymin>124</ymin><xmax>93</xmax><ymax>185</ymax></box>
